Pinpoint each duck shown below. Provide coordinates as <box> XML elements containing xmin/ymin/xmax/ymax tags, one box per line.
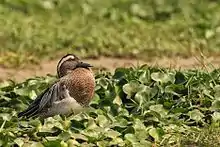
<box><xmin>18</xmin><ymin>54</ymin><xmax>95</xmax><ymax>118</ymax></box>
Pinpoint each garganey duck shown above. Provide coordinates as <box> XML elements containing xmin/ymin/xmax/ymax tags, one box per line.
<box><xmin>18</xmin><ymin>54</ymin><xmax>95</xmax><ymax>118</ymax></box>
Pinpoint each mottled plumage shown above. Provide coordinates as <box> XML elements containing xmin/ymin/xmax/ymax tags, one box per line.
<box><xmin>18</xmin><ymin>54</ymin><xmax>95</xmax><ymax>118</ymax></box>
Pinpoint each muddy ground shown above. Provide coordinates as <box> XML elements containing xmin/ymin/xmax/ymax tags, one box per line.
<box><xmin>1</xmin><ymin>56</ymin><xmax>220</xmax><ymax>82</ymax></box>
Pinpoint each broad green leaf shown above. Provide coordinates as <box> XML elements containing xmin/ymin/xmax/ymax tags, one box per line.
<box><xmin>149</xmin><ymin>104</ymin><xmax>168</xmax><ymax>117</ymax></box>
<box><xmin>175</xmin><ymin>72</ymin><xmax>186</xmax><ymax>84</ymax></box>
<box><xmin>30</xmin><ymin>142</ymin><xmax>44</xmax><ymax>147</ymax></box>
<box><xmin>96</xmin><ymin>115</ymin><xmax>110</xmax><ymax>128</ymax></box>
<box><xmin>133</xmin><ymin>119</ymin><xmax>146</xmax><ymax>131</ymax></box>
<box><xmin>0</xmin><ymin>113</ymin><xmax>11</xmax><ymax>121</ymax></box>
<box><xmin>109</xmin><ymin>137</ymin><xmax>125</xmax><ymax>146</ymax></box>
<box><xmin>58</xmin><ymin>132</ymin><xmax>71</xmax><ymax>141</ymax></box>
<box><xmin>139</xmin><ymin>140</ymin><xmax>152</xmax><ymax>147</ymax></box>
<box><xmin>113</xmin><ymin>68</ymin><xmax>126</xmax><ymax>80</ymax></box>
<box><xmin>151</xmin><ymin>72</ymin><xmax>175</xmax><ymax>83</ymax></box>
<box><xmin>105</xmin><ymin>129</ymin><xmax>121</xmax><ymax>139</ymax></box>
<box><xmin>188</xmin><ymin>109</ymin><xmax>204</xmax><ymax>122</ymax></box>
<box><xmin>134</xmin><ymin>85</ymin><xmax>156</xmax><ymax>106</ymax></box>
<box><xmin>133</xmin><ymin>119</ymin><xmax>149</xmax><ymax>140</ymax></box>
<box><xmin>90</xmin><ymin>93</ymin><xmax>100</xmax><ymax>105</ymax></box>
<box><xmin>67</xmin><ymin>139</ymin><xmax>80</xmax><ymax>146</ymax></box>
<box><xmin>71</xmin><ymin>133</ymin><xmax>88</xmax><ymax>142</ymax></box>
<box><xmin>139</xmin><ymin>70</ymin><xmax>151</xmax><ymax>84</ymax></box>
<box><xmin>14</xmin><ymin>138</ymin><xmax>24</xmax><ymax>147</ymax></box>
<box><xmin>97</xmin><ymin>140</ymin><xmax>109</xmax><ymax>147</ymax></box>
<box><xmin>164</xmin><ymin>84</ymin><xmax>184</xmax><ymax>96</ymax></box>
<box><xmin>210</xmin><ymin>100</ymin><xmax>220</xmax><ymax>111</ymax></box>
<box><xmin>44</xmin><ymin>140</ymin><xmax>61</xmax><ymax>147</ymax></box>
<box><xmin>124</xmin><ymin>133</ymin><xmax>137</xmax><ymax>143</ymax></box>
<box><xmin>113</xmin><ymin>96</ymin><xmax>122</xmax><ymax>105</ymax></box>
<box><xmin>14</xmin><ymin>88</ymin><xmax>37</xmax><ymax>99</ymax></box>
<box><xmin>82</xmin><ymin>129</ymin><xmax>102</xmax><ymax>140</ymax></box>
<box><xmin>149</xmin><ymin>127</ymin><xmax>161</xmax><ymax>141</ymax></box>
<box><xmin>95</xmin><ymin>85</ymin><xmax>101</xmax><ymax>91</ymax></box>
<box><xmin>122</xmin><ymin>80</ymin><xmax>140</xmax><ymax>98</ymax></box>
<box><xmin>212</xmin><ymin>112</ymin><xmax>220</xmax><ymax>122</ymax></box>
<box><xmin>134</xmin><ymin>90</ymin><xmax>146</xmax><ymax>106</ymax></box>
<box><xmin>87</xmin><ymin>119</ymin><xmax>99</xmax><ymax>130</ymax></box>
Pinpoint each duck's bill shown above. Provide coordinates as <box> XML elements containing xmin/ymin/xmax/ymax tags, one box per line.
<box><xmin>77</xmin><ymin>62</ymin><xmax>93</xmax><ymax>68</ymax></box>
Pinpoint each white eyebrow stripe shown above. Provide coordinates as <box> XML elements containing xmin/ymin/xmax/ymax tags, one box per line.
<box><xmin>57</xmin><ymin>55</ymin><xmax>75</xmax><ymax>70</ymax></box>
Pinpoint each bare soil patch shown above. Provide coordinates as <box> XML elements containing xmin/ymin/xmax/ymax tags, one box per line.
<box><xmin>1</xmin><ymin>56</ymin><xmax>220</xmax><ymax>82</ymax></box>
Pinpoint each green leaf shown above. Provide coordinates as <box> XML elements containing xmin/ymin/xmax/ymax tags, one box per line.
<box><xmin>96</xmin><ymin>115</ymin><xmax>110</xmax><ymax>128</ymax></box>
<box><xmin>134</xmin><ymin>85</ymin><xmax>157</xmax><ymax>107</ymax></box>
<box><xmin>134</xmin><ymin>87</ymin><xmax>150</xmax><ymax>106</ymax></box>
<box><xmin>212</xmin><ymin>112</ymin><xmax>220</xmax><ymax>122</ymax></box>
<box><xmin>124</xmin><ymin>133</ymin><xmax>137</xmax><ymax>143</ymax></box>
<box><xmin>58</xmin><ymin>132</ymin><xmax>71</xmax><ymax>141</ymax></box>
<box><xmin>122</xmin><ymin>80</ymin><xmax>140</xmax><ymax>98</ymax></box>
<box><xmin>133</xmin><ymin>119</ymin><xmax>146</xmax><ymax>130</ymax></box>
<box><xmin>71</xmin><ymin>133</ymin><xmax>88</xmax><ymax>142</ymax></box>
<box><xmin>0</xmin><ymin>113</ymin><xmax>11</xmax><ymax>121</ymax></box>
<box><xmin>66</xmin><ymin>139</ymin><xmax>80</xmax><ymax>146</ymax></box>
<box><xmin>109</xmin><ymin>137</ymin><xmax>125</xmax><ymax>146</ymax></box>
<box><xmin>14</xmin><ymin>138</ymin><xmax>24</xmax><ymax>147</ymax></box>
<box><xmin>139</xmin><ymin>140</ymin><xmax>152</xmax><ymax>147</ymax></box>
<box><xmin>97</xmin><ymin>140</ymin><xmax>109</xmax><ymax>147</ymax></box>
<box><xmin>211</xmin><ymin>100</ymin><xmax>220</xmax><ymax>111</ymax></box>
<box><xmin>90</xmin><ymin>93</ymin><xmax>100</xmax><ymax>105</ymax></box>
<box><xmin>113</xmin><ymin>96</ymin><xmax>122</xmax><ymax>105</ymax></box>
<box><xmin>139</xmin><ymin>70</ymin><xmax>151</xmax><ymax>84</ymax></box>
<box><xmin>113</xmin><ymin>68</ymin><xmax>126</xmax><ymax>80</ymax></box>
<box><xmin>148</xmin><ymin>127</ymin><xmax>162</xmax><ymax>142</ymax></box>
<box><xmin>149</xmin><ymin>104</ymin><xmax>168</xmax><ymax>117</ymax></box>
<box><xmin>188</xmin><ymin>109</ymin><xmax>204</xmax><ymax>122</ymax></box>
<box><xmin>175</xmin><ymin>72</ymin><xmax>186</xmax><ymax>84</ymax></box>
<box><xmin>105</xmin><ymin>129</ymin><xmax>121</xmax><ymax>139</ymax></box>
<box><xmin>164</xmin><ymin>84</ymin><xmax>184</xmax><ymax>96</ymax></box>
<box><xmin>151</xmin><ymin>72</ymin><xmax>175</xmax><ymax>83</ymax></box>
<box><xmin>30</xmin><ymin>142</ymin><xmax>44</xmax><ymax>147</ymax></box>
<box><xmin>44</xmin><ymin>140</ymin><xmax>61</xmax><ymax>147</ymax></box>
<box><xmin>133</xmin><ymin>119</ymin><xmax>149</xmax><ymax>140</ymax></box>
<box><xmin>14</xmin><ymin>87</ymin><xmax>37</xmax><ymax>99</ymax></box>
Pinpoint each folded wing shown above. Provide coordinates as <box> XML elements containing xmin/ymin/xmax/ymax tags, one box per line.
<box><xmin>18</xmin><ymin>81</ymin><xmax>64</xmax><ymax>118</ymax></box>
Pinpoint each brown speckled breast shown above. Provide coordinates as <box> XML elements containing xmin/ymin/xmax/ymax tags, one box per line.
<box><xmin>60</xmin><ymin>68</ymin><xmax>95</xmax><ymax>106</ymax></box>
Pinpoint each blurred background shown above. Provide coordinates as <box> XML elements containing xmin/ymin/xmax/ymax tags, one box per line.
<box><xmin>1</xmin><ymin>0</ymin><xmax>220</xmax><ymax>80</ymax></box>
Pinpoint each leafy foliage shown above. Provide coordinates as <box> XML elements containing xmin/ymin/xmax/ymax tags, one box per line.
<box><xmin>1</xmin><ymin>0</ymin><xmax>220</xmax><ymax>67</ymax></box>
<box><xmin>1</xmin><ymin>66</ymin><xmax>220</xmax><ymax>146</ymax></box>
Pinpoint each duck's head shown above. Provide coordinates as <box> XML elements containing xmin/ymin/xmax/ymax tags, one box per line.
<box><xmin>57</xmin><ymin>54</ymin><xmax>93</xmax><ymax>78</ymax></box>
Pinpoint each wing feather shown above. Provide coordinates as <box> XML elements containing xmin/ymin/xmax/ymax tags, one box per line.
<box><xmin>18</xmin><ymin>81</ymin><xmax>65</xmax><ymax>118</ymax></box>
<box><xmin>39</xmin><ymin>84</ymin><xmax>56</xmax><ymax>110</ymax></box>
